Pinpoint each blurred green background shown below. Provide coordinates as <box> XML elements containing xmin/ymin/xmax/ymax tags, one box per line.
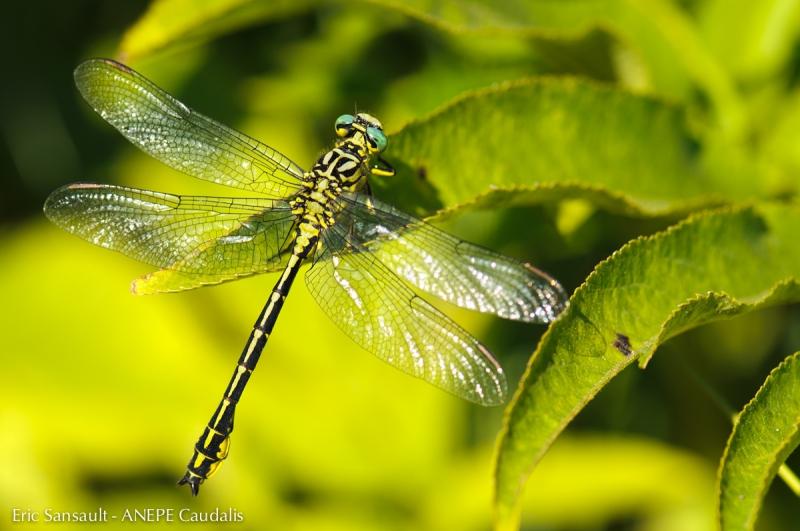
<box><xmin>1</xmin><ymin>1</ymin><xmax>799</xmax><ymax>530</ymax></box>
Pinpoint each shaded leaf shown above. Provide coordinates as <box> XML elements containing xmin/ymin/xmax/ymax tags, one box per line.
<box><xmin>717</xmin><ymin>351</ymin><xmax>800</xmax><ymax>531</ymax></box>
<box><xmin>121</xmin><ymin>1</ymin><xmax>741</xmax><ymax>132</ymax></box>
<box><xmin>377</xmin><ymin>0</ymin><xmax>743</xmax><ymax>132</ymax></box>
<box><xmin>493</xmin><ymin>204</ymin><xmax>800</xmax><ymax>530</ymax></box>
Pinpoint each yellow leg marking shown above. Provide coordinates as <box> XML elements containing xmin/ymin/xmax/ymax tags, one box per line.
<box><xmin>371</xmin><ymin>166</ymin><xmax>395</xmax><ymax>177</ymax></box>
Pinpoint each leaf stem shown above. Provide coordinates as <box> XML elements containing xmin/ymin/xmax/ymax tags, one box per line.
<box><xmin>679</xmin><ymin>358</ymin><xmax>800</xmax><ymax>497</ymax></box>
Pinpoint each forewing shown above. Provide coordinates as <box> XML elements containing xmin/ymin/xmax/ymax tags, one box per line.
<box><xmin>74</xmin><ymin>59</ymin><xmax>304</xmax><ymax>198</ymax></box>
<box><xmin>305</xmin><ymin>231</ymin><xmax>507</xmax><ymax>406</ymax></box>
<box><xmin>44</xmin><ymin>183</ymin><xmax>295</xmax><ymax>293</ymax></box>
<box><xmin>335</xmin><ymin>193</ymin><xmax>568</xmax><ymax>323</ymax></box>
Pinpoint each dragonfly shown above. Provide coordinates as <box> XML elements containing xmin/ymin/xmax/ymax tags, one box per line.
<box><xmin>44</xmin><ymin>58</ymin><xmax>568</xmax><ymax>495</ymax></box>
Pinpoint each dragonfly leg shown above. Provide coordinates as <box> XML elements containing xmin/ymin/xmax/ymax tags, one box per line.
<box><xmin>370</xmin><ymin>156</ymin><xmax>395</xmax><ymax>177</ymax></box>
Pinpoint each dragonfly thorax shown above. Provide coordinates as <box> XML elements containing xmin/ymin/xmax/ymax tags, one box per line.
<box><xmin>290</xmin><ymin>113</ymin><xmax>392</xmax><ymax>253</ymax></box>
<box><xmin>311</xmin><ymin>146</ymin><xmax>369</xmax><ymax>190</ymax></box>
<box><xmin>290</xmin><ymin>149</ymin><xmax>360</xmax><ymax>252</ymax></box>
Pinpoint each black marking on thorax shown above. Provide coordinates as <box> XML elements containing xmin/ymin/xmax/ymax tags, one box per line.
<box><xmin>313</xmin><ymin>147</ymin><xmax>365</xmax><ymax>184</ymax></box>
<box><xmin>291</xmin><ymin>143</ymin><xmax>369</xmax><ymax>237</ymax></box>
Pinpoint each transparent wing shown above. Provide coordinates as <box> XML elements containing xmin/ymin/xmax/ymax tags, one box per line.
<box><xmin>74</xmin><ymin>59</ymin><xmax>304</xmax><ymax>198</ymax></box>
<box><xmin>334</xmin><ymin>193</ymin><xmax>568</xmax><ymax>323</ymax></box>
<box><xmin>44</xmin><ymin>183</ymin><xmax>296</xmax><ymax>293</ymax></box>
<box><xmin>305</xmin><ymin>228</ymin><xmax>507</xmax><ymax>406</ymax></box>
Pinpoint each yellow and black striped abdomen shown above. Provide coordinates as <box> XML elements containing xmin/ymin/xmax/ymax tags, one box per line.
<box><xmin>178</xmin><ymin>242</ymin><xmax>313</xmax><ymax>494</ymax></box>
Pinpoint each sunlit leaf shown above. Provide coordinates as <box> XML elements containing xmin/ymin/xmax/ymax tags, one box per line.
<box><xmin>717</xmin><ymin>351</ymin><xmax>800</xmax><ymax>531</ymax></box>
<box><xmin>425</xmin><ymin>436</ymin><xmax>715</xmax><ymax>531</ymax></box>
<box><xmin>119</xmin><ymin>0</ymin><xmax>311</xmax><ymax>61</ymax></box>
<box><xmin>382</xmin><ymin>78</ymin><xmax>757</xmax><ymax>218</ymax></box>
<box><xmin>759</xmin><ymin>89</ymin><xmax>800</xmax><ymax>191</ymax></box>
<box><xmin>699</xmin><ymin>0</ymin><xmax>800</xmax><ymax>82</ymax></box>
<box><xmin>493</xmin><ymin>204</ymin><xmax>800</xmax><ymax>530</ymax></box>
<box><xmin>0</xmin><ymin>221</ymin><xmax>462</xmax><ymax>516</ymax></box>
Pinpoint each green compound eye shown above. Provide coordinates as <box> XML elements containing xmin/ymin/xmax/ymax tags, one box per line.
<box><xmin>335</xmin><ymin>114</ymin><xmax>355</xmax><ymax>136</ymax></box>
<box><xmin>366</xmin><ymin>126</ymin><xmax>387</xmax><ymax>152</ymax></box>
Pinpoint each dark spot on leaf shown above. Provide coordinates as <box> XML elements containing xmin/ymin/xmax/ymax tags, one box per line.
<box><xmin>613</xmin><ymin>333</ymin><xmax>632</xmax><ymax>357</ymax></box>
<box><xmin>417</xmin><ymin>166</ymin><xmax>427</xmax><ymax>180</ymax></box>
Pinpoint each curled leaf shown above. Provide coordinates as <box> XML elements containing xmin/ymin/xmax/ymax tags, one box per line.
<box><xmin>717</xmin><ymin>351</ymin><xmax>800</xmax><ymax>531</ymax></box>
<box><xmin>384</xmin><ymin>78</ymin><xmax>758</xmax><ymax>217</ymax></box>
<box><xmin>494</xmin><ymin>204</ymin><xmax>800</xmax><ymax>530</ymax></box>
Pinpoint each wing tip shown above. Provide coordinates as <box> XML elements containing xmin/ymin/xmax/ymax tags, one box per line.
<box><xmin>43</xmin><ymin>183</ymin><xmax>83</xmax><ymax>222</ymax></box>
<box><xmin>43</xmin><ymin>182</ymin><xmax>114</xmax><ymax>220</ymax></box>
<box><xmin>521</xmin><ymin>262</ymin><xmax>570</xmax><ymax>323</ymax></box>
<box><xmin>74</xmin><ymin>58</ymin><xmax>133</xmax><ymax>103</ymax></box>
<box><xmin>74</xmin><ymin>57</ymin><xmax>128</xmax><ymax>77</ymax></box>
<box><xmin>474</xmin><ymin>343</ymin><xmax>508</xmax><ymax>407</ymax></box>
<box><xmin>473</xmin><ymin>383</ymin><xmax>507</xmax><ymax>407</ymax></box>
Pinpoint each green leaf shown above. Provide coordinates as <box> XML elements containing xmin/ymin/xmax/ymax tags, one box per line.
<box><xmin>117</xmin><ymin>0</ymin><xmax>609</xmax><ymax>61</ymax></box>
<box><xmin>119</xmin><ymin>0</ymin><xmax>311</xmax><ymax>61</ymax></box>
<box><xmin>381</xmin><ymin>29</ymin><xmax>619</xmax><ymax>125</ymax></box>
<box><xmin>381</xmin><ymin>78</ymin><xmax>758</xmax><ymax>218</ymax></box>
<box><xmin>717</xmin><ymin>351</ymin><xmax>800</xmax><ymax>531</ymax></box>
<box><xmin>493</xmin><ymin>204</ymin><xmax>800</xmax><ymax>530</ymax></box>
<box><xmin>1</xmin><ymin>221</ymin><xmax>465</xmax><ymax>510</ymax></box>
<box><xmin>699</xmin><ymin>0</ymin><xmax>800</xmax><ymax>82</ymax></box>
<box><xmin>423</xmin><ymin>435</ymin><xmax>715</xmax><ymax>530</ymax></box>
<box><xmin>120</xmin><ymin>0</ymin><xmax>624</xmax><ymax>61</ymax></box>
<box><xmin>760</xmin><ymin>89</ymin><xmax>800</xmax><ymax>188</ymax></box>
<box><xmin>379</xmin><ymin>0</ymin><xmax>743</xmax><ymax>132</ymax></box>
<box><xmin>120</xmin><ymin>0</ymin><xmax>742</xmax><ymax>134</ymax></box>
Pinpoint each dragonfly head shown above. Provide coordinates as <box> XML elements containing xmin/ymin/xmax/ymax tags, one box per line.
<box><xmin>335</xmin><ymin>113</ymin><xmax>388</xmax><ymax>155</ymax></box>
